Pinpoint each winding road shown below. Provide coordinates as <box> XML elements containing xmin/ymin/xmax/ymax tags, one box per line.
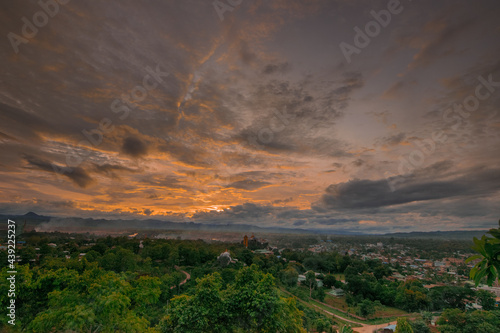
<box><xmin>352</xmin><ymin>320</ymin><xmax>397</xmax><ymax>333</ymax></box>
<box><xmin>170</xmin><ymin>265</ymin><xmax>191</xmax><ymax>289</ymax></box>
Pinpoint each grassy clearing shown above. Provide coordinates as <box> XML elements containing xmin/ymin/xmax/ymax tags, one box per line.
<box><xmin>280</xmin><ymin>289</ymin><xmax>363</xmax><ymax>328</ymax></box>
<box><xmin>311</xmin><ymin>299</ymin><xmax>410</xmax><ymax>326</ymax></box>
<box><xmin>309</xmin><ymin>300</ymin><xmax>362</xmax><ymax>325</ymax></box>
<box><xmin>306</xmin><ymin>299</ymin><xmax>363</xmax><ymax>328</ymax></box>
<box><xmin>323</xmin><ymin>294</ymin><xmax>407</xmax><ymax>318</ymax></box>
<box><xmin>324</xmin><ymin>294</ymin><xmax>349</xmax><ymax>310</ymax></box>
<box><xmin>373</xmin><ymin>306</ymin><xmax>407</xmax><ymax>317</ymax></box>
<box><xmin>285</xmin><ymin>285</ymin><xmax>412</xmax><ymax>328</ymax></box>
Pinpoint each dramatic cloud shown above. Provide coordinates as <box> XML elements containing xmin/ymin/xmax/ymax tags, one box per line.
<box><xmin>24</xmin><ymin>155</ymin><xmax>94</xmax><ymax>188</ymax></box>
<box><xmin>0</xmin><ymin>0</ymin><xmax>499</xmax><ymax>233</ymax></box>
<box><xmin>121</xmin><ymin>136</ymin><xmax>149</xmax><ymax>158</ymax></box>
<box><xmin>319</xmin><ymin>166</ymin><xmax>500</xmax><ymax>210</ymax></box>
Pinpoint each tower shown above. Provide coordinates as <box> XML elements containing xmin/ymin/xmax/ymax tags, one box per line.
<box><xmin>243</xmin><ymin>235</ymin><xmax>248</xmax><ymax>248</ymax></box>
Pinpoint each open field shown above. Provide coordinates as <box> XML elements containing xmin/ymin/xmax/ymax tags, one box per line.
<box><xmin>323</xmin><ymin>294</ymin><xmax>408</xmax><ymax>318</ymax></box>
<box><xmin>280</xmin><ymin>289</ymin><xmax>363</xmax><ymax>328</ymax></box>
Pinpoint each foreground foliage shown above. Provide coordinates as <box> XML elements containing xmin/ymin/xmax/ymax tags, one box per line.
<box><xmin>437</xmin><ymin>308</ymin><xmax>500</xmax><ymax>333</ymax></box>
<box><xmin>466</xmin><ymin>220</ymin><xmax>500</xmax><ymax>286</ymax></box>
<box><xmin>160</xmin><ymin>265</ymin><xmax>306</xmax><ymax>333</ymax></box>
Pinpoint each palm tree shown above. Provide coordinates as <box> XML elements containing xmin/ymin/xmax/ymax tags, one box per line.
<box><xmin>466</xmin><ymin>219</ymin><xmax>500</xmax><ymax>286</ymax></box>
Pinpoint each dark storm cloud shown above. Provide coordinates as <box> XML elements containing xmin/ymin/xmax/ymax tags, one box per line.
<box><xmin>121</xmin><ymin>136</ymin><xmax>148</xmax><ymax>158</ymax></box>
<box><xmin>319</xmin><ymin>166</ymin><xmax>500</xmax><ymax>210</ymax></box>
<box><xmin>402</xmin><ymin>197</ymin><xmax>497</xmax><ymax>219</ymax></box>
<box><xmin>24</xmin><ymin>155</ymin><xmax>93</xmax><ymax>188</ymax></box>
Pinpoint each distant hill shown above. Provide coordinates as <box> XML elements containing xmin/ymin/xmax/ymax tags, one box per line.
<box><xmin>24</xmin><ymin>211</ymin><xmax>49</xmax><ymax>219</ymax></box>
<box><xmin>0</xmin><ymin>213</ymin><xmax>312</xmax><ymax>234</ymax></box>
<box><xmin>0</xmin><ymin>212</ymin><xmax>492</xmax><ymax>240</ymax></box>
<box><xmin>24</xmin><ymin>211</ymin><xmax>39</xmax><ymax>217</ymax></box>
<box><xmin>380</xmin><ymin>230</ymin><xmax>490</xmax><ymax>240</ymax></box>
<box><xmin>0</xmin><ymin>212</ymin><xmax>50</xmax><ymax>222</ymax></box>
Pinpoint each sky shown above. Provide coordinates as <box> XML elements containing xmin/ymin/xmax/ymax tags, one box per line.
<box><xmin>0</xmin><ymin>0</ymin><xmax>499</xmax><ymax>234</ymax></box>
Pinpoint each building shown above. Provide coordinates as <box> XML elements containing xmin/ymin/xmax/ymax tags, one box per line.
<box><xmin>297</xmin><ymin>274</ymin><xmax>323</xmax><ymax>288</ymax></box>
<box><xmin>378</xmin><ymin>324</ymin><xmax>396</xmax><ymax>333</ymax></box>
<box><xmin>217</xmin><ymin>249</ymin><xmax>236</xmax><ymax>266</ymax></box>
<box><xmin>242</xmin><ymin>234</ymin><xmax>268</xmax><ymax>250</ymax></box>
<box><xmin>329</xmin><ymin>288</ymin><xmax>344</xmax><ymax>297</ymax></box>
<box><xmin>254</xmin><ymin>249</ymin><xmax>273</xmax><ymax>256</ymax></box>
<box><xmin>477</xmin><ymin>286</ymin><xmax>500</xmax><ymax>297</ymax></box>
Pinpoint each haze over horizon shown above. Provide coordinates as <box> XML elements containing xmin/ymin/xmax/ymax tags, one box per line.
<box><xmin>1</xmin><ymin>0</ymin><xmax>499</xmax><ymax>234</ymax></box>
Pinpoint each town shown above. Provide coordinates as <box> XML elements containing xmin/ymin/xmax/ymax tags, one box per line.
<box><xmin>1</xmin><ymin>228</ymin><xmax>499</xmax><ymax>332</ymax></box>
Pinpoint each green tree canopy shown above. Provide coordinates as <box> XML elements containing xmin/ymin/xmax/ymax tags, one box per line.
<box><xmin>323</xmin><ymin>273</ymin><xmax>337</xmax><ymax>289</ymax></box>
<box><xmin>27</xmin><ymin>264</ymin><xmax>149</xmax><ymax>332</ymax></box>
<box><xmin>437</xmin><ymin>308</ymin><xmax>500</xmax><ymax>333</ymax></box>
<box><xmin>395</xmin><ymin>317</ymin><xmax>414</xmax><ymax>333</ymax></box>
<box><xmin>475</xmin><ymin>289</ymin><xmax>496</xmax><ymax>311</ymax></box>
<box><xmin>280</xmin><ymin>266</ymin><xmax>299</xmax><ymax>288</ymax></box>
<box><xmin>357</xmin><ymin>299</ymin><xmax>376</xmax><ymax>318</ymax></box>
<box><xmin>160</xmin><ymin>265</ymin><xmax>306</xmax><ymax>333</ymax></box>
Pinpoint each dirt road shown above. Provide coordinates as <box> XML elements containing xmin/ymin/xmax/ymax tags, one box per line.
<box><xmin>170</xmin><ymin>266</ymin><xmax>191</xmax><ymax>289</ymax></box>
<box><xmin>352</xmin><ymin>320</ymin><xmax>397</xmax><ymax>333</ymax></box>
